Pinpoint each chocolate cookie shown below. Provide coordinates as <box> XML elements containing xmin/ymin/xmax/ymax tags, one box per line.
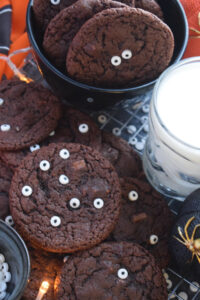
<box><xmin>0</xmin><ymin>159</ymin><xmax>13</xmax><ymax>220</ymax></box>
<box><xmin>22</xmin><ymin>247</ymin><xmax>63</xmax><ymax>300</ymax></box>
<box><xmin>110</xmin><ymin>177</ymin><xmax>173</xmax><ymax>268</ymax></box>
<box><xmin>0</xmin><ymin>80</ymin><xmax>61</xmax><ymax>151</ymax></box>
<box><xmin>1</xmin><ymin>106</ymin><xmax>101</xmax><ymax>170</ymax></box>
<box><xmin>135</xmin><ymin>0</ymin><xmax>163</xmax><ymax>20</ymax></box>
<box><xmin>9</xmin><ymin>143</ymin><xmax>121</xmax><ymax>253</ymax></box>
<box><xmin>67</xmin><ymin>7</ymin><xmax>174</xmax><ymax>88</ymax></box>
<box><xmin>33</xmin><ymin>0</ymin><xmax>78</xmax><ymax>32</ymax></box>
<box><xmin>55</xmin><ymin>242</ymin><xmax>167</xmax><ymax>300</ymax></box>
<box><xmin>43</xmin><ymin>0</ymin><xmax>128</xmax><ymax>70</ymax></box>
<box><xmin>101</xmin><ymin>132</ymin><xmax>142</xmax><ymax>177</ymax></box>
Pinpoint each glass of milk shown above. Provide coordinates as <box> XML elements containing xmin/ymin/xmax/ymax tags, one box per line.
<box><xmin>142</xmin><ymin>57</ymin><xmax>200</xmax><ymax>201</ymax></box>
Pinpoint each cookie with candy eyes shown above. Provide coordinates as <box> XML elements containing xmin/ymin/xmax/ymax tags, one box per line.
<box><xmin>9</xmin><ymin>143</ymin><xmax>121</xmax><ymax>253</ymax></box>
<box><xmin>110</xmin><ymin>177</ymin><xmax>173</xmax><ymax>268</ymax></box>
<box><xmin>0</xmin><ymin>160</ymin><xmax>13</xmax><ymax>220</ymax></box>
<box><xmin>0</xmin><ymin>106</ymin><xmax>101</xmax><ymax>170</ymax></box>
<box><xmin>21</xmin><ymin>247</ymin><xmax>63</xmax><ymax>300</ymax></box>
<box><xmin>100</xmin><ymin>132</ymin><xmax>142</xmax><ymax>177</ymax></box>
<box><xmin>135</xmin><ymin>0</ymin><xmax>164</xmax><ymax>20</ymax></box>
<box><xmin>33</xmin><ymin>0</ymin><xmax>78</xmax><ymax>33</ymax></box>
<box><xmin>67</xmin><ymin>7</ymin><xmax>174</xmax><ymax>88</ymax></box>
<box><xmin>43</xmin><ymin>0</ymin><xmax>128</xmax><ymax>70</ymax></box>
<box><xmin>54</xmin><ymin>242</ymin><xmax>167</xmax><ymax>300</ymax></box>
<box><xmin>0</xmin><ymin>80</ymin><xmax>61</xmax><ymax>151</ymax></box>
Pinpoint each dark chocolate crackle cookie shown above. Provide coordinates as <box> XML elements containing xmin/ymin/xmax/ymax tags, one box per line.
<box><xmin>101</xmin><ymin>132</ymin><xmax>142</xmax><ymax>177</ymax></box>
<box><xmin>55</xmin><ymin>242</ymin><xmax>168</xmax><ymax>300</ymax></box>
<box><xmin>110</xmin><ymin>177</ymin><xmax>173</xmax><ymax>268</ymax></box>
<box><xmin>1</xmin><ymin>106</ymin><xmax>102</xmax><ymax>170</ymax></box>
<box><xmin>0</xmin><ymin>159</ymin><xmax>13</xmax><ymax>220</ymax></box>
<box><xmin>22</xmin><ymin>247</ymin><xmax>63</xmax><ymax>300</ymax></box>
<box><xmin>9</xmin><ymin>143</ymin><xmax>121</xmax><ymax>253</ymax></box>
<box><xmin>0</xmin><ymin>80</ymin><xmax>61</xmax><ymax>151</ymax></box>
<box><xmin>43</xmin><ymin>0</ymin><xmax>128</xmax><ymax>70</ymax></box>
<box><xmin>33</xmin><ymin>0</ymin><xmax>78</xmax><ymax>32</ymax></box>
<box><xmin>135</xmin><ymin>0</ymin><xmax>164</xmax><ymax>20</ymax></box>
<box><xmin>67</xmin><ymin>7</ymin><xmax>174</xmax><ymax>88</ymax></box>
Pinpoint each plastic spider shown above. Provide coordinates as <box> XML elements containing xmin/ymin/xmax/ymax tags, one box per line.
<box><xmin>175</xmin><ymin>216</ymin><xmax>200</xmax><ymax>263</ymax></box>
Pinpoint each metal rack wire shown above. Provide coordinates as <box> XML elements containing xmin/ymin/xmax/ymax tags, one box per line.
<box><xmin>21</xmin><ymin>54</ymin><xmax>200</xmax><ymax>300</ymax></box>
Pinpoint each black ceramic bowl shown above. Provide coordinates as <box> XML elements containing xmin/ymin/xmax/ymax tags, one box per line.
<box><xmin>0</xmin><ymin>221</ymin><xmax>30</xmax><ymax>300</ymax></box>
<box><xmin>26</xmin><ymin>0</ymin><xmax>188</xmax><ymax>110</ymax></box>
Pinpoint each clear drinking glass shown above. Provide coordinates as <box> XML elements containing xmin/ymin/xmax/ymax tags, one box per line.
<box><xmin>143</xmin><ymin>57</ymin><xmax>200</xmax><ymax>201</ymax></box>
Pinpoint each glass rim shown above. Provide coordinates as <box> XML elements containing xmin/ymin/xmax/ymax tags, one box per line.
<box><xmin>152</xmin><ymin>56</ymin><xmax>200</xmax><ymax>151</ymax></box>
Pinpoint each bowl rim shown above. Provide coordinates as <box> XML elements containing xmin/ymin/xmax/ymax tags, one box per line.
<box><xmin>0</xmin><ymin>220</ymin><xmax>30</xmax><ymax>300</ymax></box>
<box><xmin>26</xmin><ymin>0</ymin><xmax>189</xmax><ymax>93</ymax></box>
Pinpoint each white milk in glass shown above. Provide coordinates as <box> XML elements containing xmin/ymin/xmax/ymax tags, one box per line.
<box><xmin>142</xmin><ymin>57</ymin><xmax>200</xmax><ymax>201</ymax></box>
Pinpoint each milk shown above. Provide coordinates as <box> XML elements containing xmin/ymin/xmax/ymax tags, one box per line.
<box><xmin>142</xmin><ymin>58</ymin><xmax>200</xmax><ymax>201</ymax></box>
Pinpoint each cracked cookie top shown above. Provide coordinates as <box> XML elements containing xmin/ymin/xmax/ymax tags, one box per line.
<box><xmin>55</xmin><ymin>242</ymin><xmax>167</xmax><ymax>300</ymax></box>
<box><xmin>9</xmin><ymin>143</ymin><xmax>121</xmax><ymax>253</ymax></box>
<box><xmin>0</xmin><ymin>159</ymin><xmax>13</xmax><ymax>220</ymax></box>
<box><xmin>33</xmin><ymin>0</ymin><xmax>78</xmax><ymax>32</ymax></box>
<box><xmin>110</xmin><ymin>177</ymin><xmax>173</xmax><ymax>268</ymax></box>
<box><xmin>67</xmin><ymin>7</ymin><xmax>174</xmax><ymax>88</ymax></box>
<box><xmin>43</xmin><ymin>0</ymin><xmax>128</xmax><ymax>70</ymax></box>
<box><xmin>1</xmin><ymin>106</ymin><xmax>102</xmax><ymax>170</ymax></box>
<box><xmin>0</xmin><ymin>80</ymin><xmax>61</xmax><ymax>151</ymax></box>
<box><xmin>135</xmin><ymin>0</ymin><xmax>164</xmax><ymax>20</ymax></box>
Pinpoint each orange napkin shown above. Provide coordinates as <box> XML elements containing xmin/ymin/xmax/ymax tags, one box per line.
<box><xmin>0</xmin><ymin>0</ymin><xmax>30</xmax><ymax>80</ymax></box>
<box><xmin>180</xmin><ymin>0</ymin><xmax>200</xmax><ymax>58</ymax></box>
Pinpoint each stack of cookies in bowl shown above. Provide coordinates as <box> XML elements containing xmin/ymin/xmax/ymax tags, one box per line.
<box><xmin>34</xmin><ymin>0</ymin><xmax>174</xmax><ymax>89</ymax></box>
<box><xmin>0</xmin><ymin>77</ymin><xmax>173</xmax><ymax>299</ymax></box>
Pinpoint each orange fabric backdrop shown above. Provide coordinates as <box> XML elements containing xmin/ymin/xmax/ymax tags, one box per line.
<box><xmin>0</xmin><ymin>0</ymin><xmax>30</xmax><ymax>80</ymax></box>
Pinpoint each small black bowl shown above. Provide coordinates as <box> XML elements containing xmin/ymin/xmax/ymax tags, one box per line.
<box><xmin>26</xmin><ymin>0</ymin><xmax>188</xmax><ymax>110</ymax></box>
<box><xmin>0</xmin><ymin>221</ymin><xmax>30</xmax><ymax>300</ymax></box>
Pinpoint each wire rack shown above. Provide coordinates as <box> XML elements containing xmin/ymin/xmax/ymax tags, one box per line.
<box><xmin>20</xmin><ymin>54</ymin><xmax>200</xmax><ymax>300</ymax></box>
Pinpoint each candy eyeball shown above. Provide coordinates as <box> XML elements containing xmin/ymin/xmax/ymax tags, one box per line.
<box><xmin>59</xmin><ymin>174</ymin><xmax>69</xmax><ymax>185</ymax></box>
<box><xmin>69</xmin><ymin>198</ymin><xmax>80</xmax><ymax>209</ymax></box>
<box><xmin>0</xmin><ymin>124</ymin><xmax>10</xmax><ymax>132</ymax></box>
<box><xmin>111</xmin><ymin>56</ymin><xmax>121</xmax><ymax>66</ymax></box>
<box><xmin>128</xmin><ymin>190</ymin><xmax>138</xmax><ymax>201</ymax></box>
<box><xmin>0</xmin><ymin>255</ymin><xmax>5</xmax><ymax>264</ymax></box>
<box><xmin>22</xmin><ymin>185</ymin><xmax>32</xmax><ymax>197</ymax></box>
<box><xmin>117</xmin><ymin>268</ymin><xmax>128</xmax><ymax>279</ymax></box>
<box><xmin>93</xmin><ymin>198</ymin><xmax>104</xmax><ymax>209</ymax></box>
<box><xmin>78</xmin><ymin>124</ymin><xmax>89</xmax><ymax>133</ymax></box>
<box><xmin>30</xmin><ymin>144</ymin><xmax>40</xmax><ymax>152</ymax></box>
<box><xmin>59</xmin><ymin>149</ymin><xmax>70</xmax><ymax>159</ymax></box>
<box><xmin>39</xmin><ymin>160</ymin><xmax>50</xmax><ymax>171</ymax></box>
<box><xmin>150</xmin><ymin>234</ymin><xmax>159</xmax><ymax>245</ymax></box>
<box><xmin>50</xmin><ymin>0</ymin><xmax>60</xmax><ymax>5</ymax></box>
<box><xmin>121</xmin><ymin>49</ymin><xmax>132</xmax><ymax>59</ymax></box>
<box><xmin>49</xmin><ymin>131</ymin><xmax>55</xmax><ymax>136</ymax></box>
<box><xmin>3</xmin><ymin>272</ymin><xmax>11</xmax><ymax>283</ymax></box>
<box><xmin>1</xmin><ymin>263</ymin><xmax>8</xmax><ymax>272</ymax></box>
<box><xmin>50</xmin><ymin>216</ymin><xmax>61</xmax><ymax>227</ymax></box>
<box><xmin>0</xmin><ymin>282</ymin><xmax>6</xmax><ymax>293</ymax></box>
<box><xmin>5</xmin><ymin>216</ymin><xmax>14</xmax><ymax>226</ymax></box>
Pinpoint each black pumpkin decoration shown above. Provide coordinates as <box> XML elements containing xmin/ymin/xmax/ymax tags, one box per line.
<box><xmin>170</xmin><ymin>189</ymin><xmax>200</xmax><ymax>275</ymax></box>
